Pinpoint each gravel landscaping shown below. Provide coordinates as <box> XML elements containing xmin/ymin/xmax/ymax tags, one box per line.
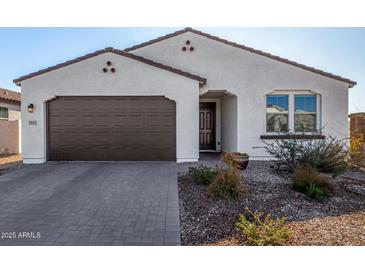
<box><xmin>287</xmin><ymin>211</ymin><xmax>365</xmax><ymax>245</ymax></box>
<box><xmin>177</xmin><ymin>158</ymin><xmax>365</xmax><ymax>246</ymax></box>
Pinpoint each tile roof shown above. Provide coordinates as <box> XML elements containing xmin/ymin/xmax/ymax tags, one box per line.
<box><xmin>125</xmin><ymin>27</ymin><xmax>357</xmax><ymax>87</ymax></box>
<box><xmin>0</xmin><ymin>88</ymin><xmax>21</xmax><ymax>104</ymax></box>
<box><xmin>13</xmin><ymin>47</ymin><xmax>206</xmax><ymax>86</ymax></box>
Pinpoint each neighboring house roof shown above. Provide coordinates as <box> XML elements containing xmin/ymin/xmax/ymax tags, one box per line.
<box><xmin>13</xmin><ymin>47</ymin><xmax>207</xmax><ymax>86</ymax></box>
<box><xmin>349</xmin><ymin>112</ymin><xmax>365</xmax><ymax>117</ymax></box>
<box><xmin>0</xmin><ymin>88</ymin><xmax>21</xmax><ymax>105</ymax></box>
<box><xmin>267</xmin><ymin>105</ymin><xmax>287</xmax><ymax>113</ymax></box>
<box><xmin>125</xmin><ymin>27</ymin><xmax>357</xmax><ymax>87</ymax></box>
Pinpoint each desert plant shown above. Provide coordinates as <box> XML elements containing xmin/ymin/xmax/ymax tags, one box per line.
<box><xmin>235</xmin><ymin>208</ymin><xmax>291</xmax><ymax>246</ymax></box>
<box><xmin>187</xmin><ymin>165</ymin><xmax>217</xmax><ymax>185</ymax></box>
<box><xmin>264</xmin><ymin>136</ymin><xmax>348</xmax><ymax>175</ymax></box>
<box><xmin>0</xmin><ymin>147</ymin><xmax>9</xmax><ymax>157</ymax></box>
<box><xmin>208</xmin><ymin>166</ymin><xmax>243</xmax><ymax>199</ymax></box>
<box><xmin>305</xmin><ymin>183</ymin><xmax>326</xmax><ymax>202</ymax></box>
<box><xmin>264</xmin><ymin>138</ymin><xmax>307</xmax><ymax>171</ymax></box>
<box><xmin>348</xmin><ymin>136</ymin><xmax>365</xmax><ymax>168</ymax></box>
<box><xmin>221</xmin><ymin>152</ymin><xmax>236</xmax><ymax>167</ymax></box>
<box><xmin>221</xmin><ymin>152</ymin><xmax>249</xmax><ymax>170</ymax></box>
<box><xmin>291</xmin><ymin>166</ymin><xmax>333</xmax><ymax>202</ymax></box>
<box><xmin>299</xmin><ymin>137</ymin><xmax>348</xmax><ymax>176</ymax></box>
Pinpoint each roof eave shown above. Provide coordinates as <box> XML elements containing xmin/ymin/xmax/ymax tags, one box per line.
<box><xmin>13</xmin><ymin>47</ymin><xmax>207</xmax><ymax>86</ymax></box>
<box><xmin>0</xmin><ymin>98</ymin><xmax>21</xmax><ymax>105</ymax></box>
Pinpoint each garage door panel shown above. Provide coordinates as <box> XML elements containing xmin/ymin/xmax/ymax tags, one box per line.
<box><xmin>48</xmin><ymin>134</ymin><xmax>175</xmax><ymax>150</ymax></box>
<box><xmin>47</xmin><ymin>96</ymin><xmax>176</xmax><ymax>161</ymax></box>
<box><xmin>50</xmin><ymin>148</ymin><xmax>174</xmax><ymax>161</ymax></box>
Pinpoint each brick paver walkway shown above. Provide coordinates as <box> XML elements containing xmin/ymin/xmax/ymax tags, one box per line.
<box><xmin>0</xmin><ymin>162</ymin><xmax>180</xmax><ymax>246</ymax></box>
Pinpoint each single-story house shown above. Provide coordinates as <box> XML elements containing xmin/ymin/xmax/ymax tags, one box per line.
<box><xmin>13</xmin><ymin>28</ymin><xmax>356</xmax><ymax>164</ymax></box>
<box><xmin>0</xmin><ymin>88</ymin><xmax>21</xmax><ymax>155</ymax></box>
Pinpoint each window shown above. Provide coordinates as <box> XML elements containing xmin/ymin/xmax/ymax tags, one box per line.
<box><xmin>295</xmin><ymin>95</ymin><xmax>316</xmax><ymax>132</ymax></box>
<box><xmin>266</xmin><ymin>95</ymin><xmax>289</xmax><ymax>132</ymax></box>
<box><xmin>265</xmin><ymin>93</ymin><xmax>319</xmax><ymax>134</ymax></box>
<box><xmin>0</xmin><ymin>107</ymin><xmax>8</xmax><ymax>120</ymax></box>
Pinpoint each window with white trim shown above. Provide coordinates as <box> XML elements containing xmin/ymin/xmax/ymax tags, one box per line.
<box><xmin>294</xmin><ymin>95</ymin><xmax>316</xmax><ymax>132</ymax></box>
<box><xmin>0</xmin><ymin>107</ymin><xmax>8</xmax><ymax>120</ymax></box>
<box><xmin>266</xmin><ymin>92</ymin><xmax>319</xmax><ymax>134</ymax></box>
<box><xmin>266</xmin><ymin>95</ymin><xmax>289</xmax><ymax>132</ymax></box>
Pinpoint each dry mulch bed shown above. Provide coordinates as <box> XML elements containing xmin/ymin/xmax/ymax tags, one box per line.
<box><xmin>177</xmin><ymin>161</ymin><xmax>365</xmax><ymax>246</ymax></box>
<box><xmin>287</xmin><ymin>211</ymin><xmax>365</xmax><ymax>245</ymax></box>
<box><xmin>0</xmin><ymin>154</ymin><xmax>22</xmax><ymax>165</ymax></box>
<box><xmin>0</xmin><ymin>154</ymin><xmax>22</xmax><ymax>175</ymax></box>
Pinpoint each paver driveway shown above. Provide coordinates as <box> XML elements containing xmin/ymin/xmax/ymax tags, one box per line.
<box><xmin>0</xmin><ymin>162</ymin><xmax>180</xmax><ymax>246</ymax></box>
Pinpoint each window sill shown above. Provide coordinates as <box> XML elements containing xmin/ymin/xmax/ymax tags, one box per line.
<box><xmin>260</xmin><ymin>134</ymin><xmax>325</xmax><ymax>140</ymax></box>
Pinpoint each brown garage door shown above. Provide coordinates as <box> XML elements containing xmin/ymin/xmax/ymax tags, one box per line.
<box><xmin>47</xmin><ymin>96</ymin><xmax>176</xmax><ymax>161</ymax></box>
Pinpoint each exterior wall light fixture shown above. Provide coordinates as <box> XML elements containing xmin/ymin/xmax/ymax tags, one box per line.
<box><xmin>28</xmin><ymin>104</ymin><xmax>34</xmax><ymax>113</ymax></box>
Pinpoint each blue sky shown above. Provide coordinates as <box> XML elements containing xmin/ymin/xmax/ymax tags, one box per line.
<box><xmin>0</xmin><ymin>27</ymin><xmax>364</xmax><ymax>113</ymax></box>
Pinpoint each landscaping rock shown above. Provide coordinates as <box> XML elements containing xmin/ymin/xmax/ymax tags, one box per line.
<box><xmin>178</xmin><ymin>160</ymin><xmax>365</xmax><ymax>245</ymax></box>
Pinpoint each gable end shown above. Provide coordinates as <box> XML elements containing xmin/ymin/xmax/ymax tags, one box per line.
<box><xmin>13</xmin><ymin>47</ymin><xmax>206</xmax><ymax>86</ymax></box>
<box><xmin>125</xmin><ymin>27</ymin><xmax>356</xmax><ymax>87</ymax></box>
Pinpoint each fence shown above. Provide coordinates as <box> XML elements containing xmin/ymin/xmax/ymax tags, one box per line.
<box><xmin>0</xmin><ymin>120</ymin><xmax>19</xmax><ymax>155</ymax></box>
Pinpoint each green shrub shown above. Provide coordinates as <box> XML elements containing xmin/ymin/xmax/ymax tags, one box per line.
<box><xmin>235</xmin><ymin>209</ymin><xmax>291</xmax><ymax>246</ymax></box>
<box><xmin>208</xmin><ymin>166</ymin><xmax>243</xmax><ymax>199</ymax></box>
<box><xmin>264</xmin><ymin>138</ymin><xmax>305</xmax><ymax>172</ymax></box>
<box><xmin>306</xmin><ymin>183</ymin><xmax>325</xmax><ymax>201</ymax></box>
<box><xmin>299</xmin><ymin>137</ymin><xmax>348</xmax><ymax>176</ymax></box>
<box><xmin>188</xmin><ymin>165</ymin><xmax>217</xmax><ymax>185</ymax></box>
<box><xmin>264</xmin><ymin>136</ymin><xmax>348</xmax><ymax>176</ymax></box>
<box><xmin>291</xmin><ymin>166</ymin><xmax>333</xmax><ymax>202</ymax></box>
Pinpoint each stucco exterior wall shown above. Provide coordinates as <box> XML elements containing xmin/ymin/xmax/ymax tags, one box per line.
<box><xmin>0</xmin><ymin>101</ymin><xmax>21</xmax><ymax>121</ymax></box>
<box><xmin>20</xmin><ymin>52</ymin><xmax>200</xmax><ymax>163</ymax></box>
<box><xmin>221</xmin><ymin>94</ymin><xmax>238</xmax><ymax>152</ymax></box>
<box><xmin>131</xmin><ymin>31</ymin><xmax>350</xmax><ymax>158</ymax></box>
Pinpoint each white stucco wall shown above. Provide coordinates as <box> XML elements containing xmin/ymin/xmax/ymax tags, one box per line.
<box><xmin>0</xmin><ymin>101</ymin><xmax>21</xmax><ymax>121</ymax></box>
<box><xmin>20</xmin><ymin>52</ymin><xmax>200</xmax><ymax>163</ymax></box>
<box><xmin>221</xmin><ymin>94</ymin><xmax>238</xmax><ymax>152</ymax></box>
<box><xmin>130</xmin><ymin>31</ymin><xmax>351</xmax><ymax>158</ymax></box>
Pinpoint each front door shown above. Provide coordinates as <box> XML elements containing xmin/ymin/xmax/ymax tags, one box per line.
<box><xmin>199</xmin><ymin>102</ymin><xmax>215</xmax><ymax>150</ymax></box>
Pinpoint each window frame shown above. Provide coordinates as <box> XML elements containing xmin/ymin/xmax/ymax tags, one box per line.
<box><xmin>294</xmin><ymin>94</ymin><xmax>317</xmax><ymax>133</ymax></box>
<box><xmin>0</xmin><ymin>107</ymin><xmax>9</xmax><ymax>120</ymax></box>
<box><xmin>265</xmin><ymin>94</ymin><xmax>289</xmax><ymax>133</ymax></box>
<box><xmin>265</xmin><ymin>91</ymin><xmax>320</xmax><ymax>135</ymax></box>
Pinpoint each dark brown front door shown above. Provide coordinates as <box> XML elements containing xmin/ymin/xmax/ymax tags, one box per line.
<box><xmin>199</xmin><ymin>102</ymin><xmax>215</xmax><ymax>150</ymax></box>
<box><xmin>47</xmin><ymin>96</ymin><xmax>176</xmax><ymax>161</ymax></box>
